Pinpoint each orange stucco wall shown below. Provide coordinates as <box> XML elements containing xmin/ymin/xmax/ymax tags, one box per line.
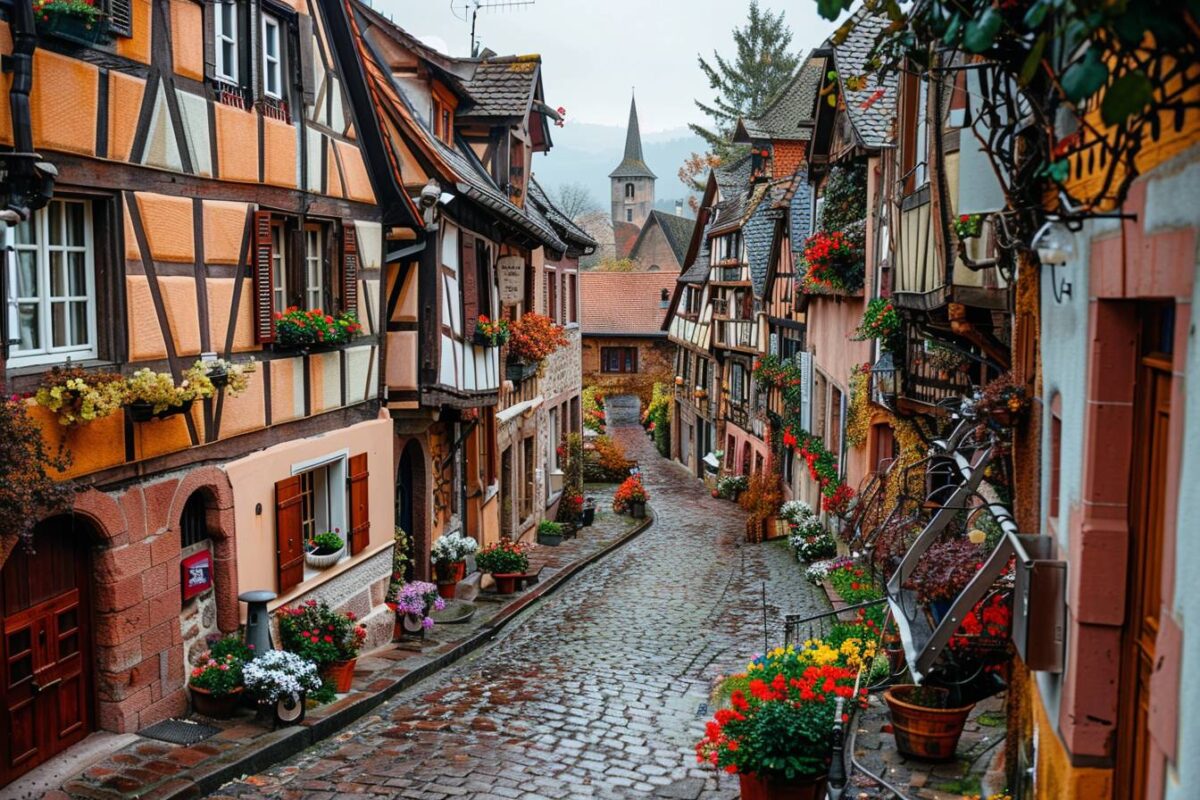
<box><xmin>170</xmin><ymin>0</ymin><xmax>204</xmax><ymax>81</ymax></box>
<box><xmin>224</xmin><ymin>418</ymin><xmax>394</xmax><ymax>608</ymax></box>
<box><xmin>31</xmin><ymin>50</ymin><xmax>97</xmax><ymax>156</ymax></box>
<box><xmin>215</xmin><ymin>104</ymin><xmax>260</xmax><ymax>184</ymax></box>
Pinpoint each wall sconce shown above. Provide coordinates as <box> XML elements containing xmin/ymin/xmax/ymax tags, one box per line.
<box><xmin>870</xmin><ymin>352</ymin><xmax>898</xmax><ymax>410</ymax></box>
<box><xmin>1032</xmin><ymin>220</ymin><xmax>1075</xmax><ymax>303</ymax></box>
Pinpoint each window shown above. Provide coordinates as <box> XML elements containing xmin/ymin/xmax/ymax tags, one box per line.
<box><xmin>829</xmin><ymin>386</ymin><xmax>843</xmax><ymax>459</ymax></box>
<box><xmin>625</xmin><ymin>183</ymin><xmax>634</xmax><ymax>199</ymax></box>
<box><xmin>105</xmin><ymin>0</ymin><xmax>133</xmax><ymax>38</ymax></box>
<box><xmin>304</xmin><ymin>225</ymin><xmax>324</xmax><ymax>309</ymax></box>
<box><xmin>567</xmin><ymin>273</ymin><xmax>577</xmax><ymax>324</ymax></box>
<box><xmin>261</xmin><ymin>14</ymin><xmax>282</xmax><ymax>99</ymax></box>
<box><xmin>521</xmin><ymin>437</ymin><xmax>535</xmax><ymax>519</ymax></box>
<box><xmin>546</xmin><ymin>269</ymin><xmax>557</xmax><ymax>323</ymax></box>
<box><xmin>1049</xmin><ymin>393</ymin><xmax>1062</xmax><ymax>520</ymax></box>
<box><xmin>731</xmin><ymin>362</ymin><xmax>748</xmax><ymax>406</ymax></box>
<box><xmin>271</xmin><ymin>222</ymin><xmax>287</xmax><ymax>313</ymax></box>
<box><xmin>180</xmin><ymin>492</ymin><xmax>211</xmax><ymax>550</ymax></box>
<box><xmin>569</xmin><ymin>396</ymin><xmax>580</xmax><ymax>433</ymax></box>
<box><xmin>601</xmin><ymin>346</ymin><xmax>638</xmax><ymax>374</ymax></box>
<box><xmin>215</xmin><ymin>0</ymin><xmax>239</xmax><ymax>83</ymax></box>
<box><xmin>626</xmin><ymin>208</ymin><xmax>633</xmax><ymax>222</ymax></box>
<box><xmin>8</xmin><ymin>199</ymin><xmax>97</xmax><ymax>367</ymax></box>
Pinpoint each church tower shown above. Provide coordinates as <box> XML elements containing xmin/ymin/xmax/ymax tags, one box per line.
<box><xmin>609</xmin><ymin>94</ymin><xmax>656</xmax><ymax>229</ymax></box>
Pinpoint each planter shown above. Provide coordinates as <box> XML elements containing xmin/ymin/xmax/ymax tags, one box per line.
<box><xmin>436</xmin><ymin>580</ymin><xmax>458</xmax><ymax>600</ymax></box>
<box><xmin>506</xmin><ymin>358</ymin><xmax>539</xmax><ymax>383</ymax></box>
<box><xmin>128</xmin><ymin>398</ymin><xmax>195</xmax><ymax>423</ymax></box>
<box><xmin>988</xmin><ymin>407</ymin><xmax>1016</xmax><ymax>427</ymax></box>
<box><xmin>399</xmin><ymin>611</ymin><xmax>427</xmax><ymax>638</ymax></box>
<box><xmin>434</xmin><ymin>560</ymin><xmax>466</xmax><ymax>583</ymax></box>
<box><xmin>537</xmin><ymin>531</ymin><xmax>563</xmax><ymax>547</ymax></box>
<box><xmin>491</xmin><ymin>573</ymin><xmax>520</xmax><ymax>594</ymax></box>
<box><xmin>271</xmin><ymin>692</ymin><xmax>307</xmax><ymax>726</ymax></box>
<box><xmin>320</xmin><ymin>659</ymin><xmax>356</xmax><ymax>694</ymax></box>
<box><xmin>305</xmin><ymin>546</ymin><xmax>344</xmax><ymax>570</ymax></box>
<box><xmin>580</xmin><ymin>506</ymin><xmax>596</xmax><ymax>527</ymax></box>
<box><xmin>883</xmin><ymin>685</ymin><xmax>975</xmax><ymax>761</ymax></box>
<box><xmin>189</xmin><ymin>685</ymin><xmax>243</xmax><ymax>719</ymax></box>
<box><xmin>37</xmin><ymin>14</ymin><xmax>106</xmax><ymax>46</ymax></box>
<box><xmin>472</xmin><ymin>331</ymin><xmax>502</xmax><ymax>347</ymax></box>
<box><xmin>208</xmin><ymin>368</ymin><xmax>230</xmax><ymax>390</ymax></box>
<box><xmin>738</xmin><ymin>771</ymin><xmax>828</xmax><ymax>800</ymax></box>
<box><xmin>629</xmin><ymin>500</ymin><xmax>646</xmax><ymax>519</ymax></box>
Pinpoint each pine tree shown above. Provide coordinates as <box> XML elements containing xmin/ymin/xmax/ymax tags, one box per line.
<box><xmin>690</xmin><ymin>1</ymin><xmax>801</xmax><ymax>159</ymax></box>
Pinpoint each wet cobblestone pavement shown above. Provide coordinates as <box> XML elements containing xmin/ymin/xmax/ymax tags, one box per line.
<box><xmin>208</xmin><ymin>396</ymin><xmax>831</xmax><ymax>800</ymax></box>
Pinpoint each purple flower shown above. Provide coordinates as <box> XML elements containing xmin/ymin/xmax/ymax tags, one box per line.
<box><xmin>421</xmin><ymin>616</ymin><xmax>435</xmax><ymax>629</ymax></box>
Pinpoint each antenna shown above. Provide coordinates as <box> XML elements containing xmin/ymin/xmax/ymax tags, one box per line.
<box><xmin>449</xmin><ymin>0</ymin><xmax>535</xmax><ymax>57</ymax></box>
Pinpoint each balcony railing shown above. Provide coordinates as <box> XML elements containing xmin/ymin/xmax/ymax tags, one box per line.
<box><xmin>711</xmin><ymin>297</ymin><xmax>729</xmax><ymax>317</ymax></box>
<box><xmin>900</xmin><ymin>332</ymin><xmax>974</xmax><ymax>409</ymax></box>
<box><xmin>727</xmin><ymin>402</ymin><xmax>749</xmax><ymax>430</ymax></box>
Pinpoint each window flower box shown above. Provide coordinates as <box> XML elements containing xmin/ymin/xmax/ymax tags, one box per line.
<box><xmin>35</xmin><ymin>1</ymin><xmax>108</xmax><ymax>47</ymax></box>
<box><xmin>127</xmin><ymin>398</ymin><xmax>194</xmax><ymax>423</ymax></box>
<box><xmin>506</xmin><ymin>358</ymin><xmax>539</xmax><ymax>383</ymax></box>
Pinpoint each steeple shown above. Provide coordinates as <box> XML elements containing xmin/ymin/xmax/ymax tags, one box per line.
<box><xmin>609</xmin><ymin>94</ymin><xmax>657</xmax><ymax>179</ymax></box>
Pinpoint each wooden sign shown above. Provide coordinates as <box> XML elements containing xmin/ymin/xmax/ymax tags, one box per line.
<box><xmin>181</xmin><ymin>550</ymin><xmax>213</xmax><ymax>600</ymax></box>
<box><xmin>497</xmin><ymin>255</ymin><xmax>525</xmax><ymax>305</ymax></box>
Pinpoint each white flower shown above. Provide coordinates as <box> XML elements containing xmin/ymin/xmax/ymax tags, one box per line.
<box><xmin>242</xmin><ymin>650</ymin><xmax>321</xmax><ymax>703</ymax></box>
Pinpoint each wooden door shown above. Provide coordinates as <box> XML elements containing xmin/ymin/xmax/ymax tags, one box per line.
<box><xmin>1</xmin><ymin>518</ymin><xmax>92</xmax><ymax>786</ymax></box>
<box><xmin>1116</xmin><ymin>312</ymin><xmax>1172</xmax><ymax>800</ymax></box>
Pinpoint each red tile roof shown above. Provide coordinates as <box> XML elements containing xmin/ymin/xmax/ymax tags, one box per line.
<box><xmin>613</xmin><ymin>221</ymin><xmax>640</xmax><ymax>259</ymax></box>
<box><xmin>581</xmin><ymin>271</ymin><xmax>680</xmax><ymax>336</ymax></box>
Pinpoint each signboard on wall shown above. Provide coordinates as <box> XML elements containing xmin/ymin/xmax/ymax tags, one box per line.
<box><xmin>498</xmin><ymin>256</ymin><xmax>525</xmax><ymax>305</ymax></box>
<box><xmin>181</xmin><ymin>550</ymin><xmax>213</xmax><ymax>601</ymax></box>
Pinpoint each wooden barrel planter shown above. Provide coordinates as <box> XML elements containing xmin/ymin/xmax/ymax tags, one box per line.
<box><xmin>883</xmin><ymin>685</ymin><xmax>974</xmax><ymax>761</ymax></box>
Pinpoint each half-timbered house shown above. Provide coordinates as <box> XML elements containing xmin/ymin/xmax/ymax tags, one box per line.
<box><xmin>0</xmin><ymin>0</ymin><xmax>392</xmax><ymax>782</ymax></box>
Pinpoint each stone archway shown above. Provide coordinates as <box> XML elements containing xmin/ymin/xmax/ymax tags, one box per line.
<box><xmin>168</xmin><ymin>467</ymin><xmax>238</xmax><ymax>634</ymax></box>
<box><xmin>396</xmin><ymin>437</ymin><xmax>431</xmax><ymax>582</ymax></box>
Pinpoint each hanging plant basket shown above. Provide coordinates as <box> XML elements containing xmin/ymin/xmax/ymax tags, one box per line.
<box><xmin>207</xmin><ymin>368</ymin><xmax>230</xmax><ymax>390</ymax></box>
<box><xmin>127</xmin><ymin>399</ymin><xmax>194</xmax><ymax>423</ymax></box>
<box><xmin>506</xmin><ymin>358</ymin><xmax>539</xmax><ymax>383</ymax></box>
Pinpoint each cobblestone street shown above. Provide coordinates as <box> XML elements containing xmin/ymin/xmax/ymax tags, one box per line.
<box><xmin>208</xmin><ymin>397</ymin><xmax>830</xmax><ymax>800</ymax></box>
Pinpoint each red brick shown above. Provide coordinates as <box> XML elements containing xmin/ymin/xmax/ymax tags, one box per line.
<box><xmin>142</xmin><ymin>477</ymin><xmax>180</xmax><ymax>534</ymax></box>
<box><xmin>120</xmin><ymin>486</ymin><xmax>149</xmax><ymax>542</ymax></box>
<box><xmin>97</xmin><ymin>699</ymin><xmax>139</xmax><ymax>733</ymax></box>
<box><xmin>96</xmin><ymin>639</ymin><xmax>144</xmax><ymax>673</ymax></box>
<box><xmin>150</xmin><ymin>528</ymin><xmax>181</xmax><ymax>566</ymax></box>
<box><xmin>95</xmin><ymin>574</ymin><xmax>145</xmax><ymax>613</ymax></box>
<box><xmin>140</xmin><ymin>688</ymin><xmax>187</xmax><ymax>728</ymax></box>
<box><xmin>140</xmin><ymin>621</ymin><xmax>175</xmax><ymax>655</ymax></box>
<box><xmin>95</xmin><ymin>602</ymin><xmax>149</xmax><ymax>647</ymax></box>
<box><xmin>96</xmin><ymin>541</ymin><xmax>152</xmax><ymax>584</ymax></box>
<box><xmin>147</xmin><ymin>587</ymin><xmax>181</xmax><ymax>627</ymax></box>
<box><xmin>142</xmin><ymin>561</ymin><xmax>170</xmax><ymax>596</ymax></box>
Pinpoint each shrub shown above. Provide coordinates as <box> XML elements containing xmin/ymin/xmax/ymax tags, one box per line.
<box><xmin>903</xmin><ymin>539</ymin><xmax>985</xmax><ymax>605</ymax></box>
<box><xmin>584</xmin><ymin>435</ymin><xmax>630</xmax><ymax>482</ymax></box>
<box><xmin>242</xmin><ymin>650</ymin><xmax>322</xmax><ymax>704</ymax></box>
<box><xmin>556</xmin><ymin>433</ymin><xmax>586</xmax><ymax>523</ymax></box>
<box><xmin>475</xmin><ymin>540</ymin><xmax>531</xmax><ymax>575</ymax></box>
<box><xmin>612</xmin><ymin>475</ymin><xmax>648</xmax><ymax>512</ymax></box>
<box><xmin>716</xmin><ymin>474</ymin><xmax>749</xmax><ymax>499</ymax></box>
<box><xmin>582</xmin><ymin>386</ymin><xmax>606</xmax><ymax>433</ymax></box>
<box><xmin>389</xmin><ymin>581</ymin><xmax>445</xmax><ymax>629</ymax></box>
<box><xmin>0</xmin><ymin>398</ymin><xmax>73</xmax><ymax>550</ymax></box>
<box><xmin>538</xmin><ymin>520</ymin><xmax>564</xmax><ymax>536</ymax></box>
<box><xmin>206</xmin><ymin>633</ymin><xmax>254</xmax><ymax>663</ymax></box>
<box><xmin>431</xmin><ymin>531</ymin><xmax>478</xmax><ymax>565</ymax></box>
<box><xmin>309</xmin><ymin>530</ymin><xmax>344</xmax><ymax>554</ymax></box>
<box><xmin>188</xmin><ymin>653</ymin><xmax>243</xmax><ymax>696</ymax></box>
<box><xmin>508</xmin><ymin>313</ymin><xmax>567</xmax><ymax>362</ymax></box>
<box><xmin>274</xmin><ymin>307</ymin><xmax>362</xmax><ymax>347</ymax></box>
<box><xmin>34</xmin><ymin>365</ymin><xmax>126</xmax><ymax>426</ymax></box>
<box><xmin>276</xmin><ymin>599</ymin><xmax>367</xmax><ymax>665</ymax></box>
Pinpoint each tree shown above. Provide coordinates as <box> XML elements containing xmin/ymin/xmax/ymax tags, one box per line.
<box><xmin>683</xmin><ymin>1</ymin><xmax>801</xmax><ymax>187</ymax></box>
<box><xmin>551</xmin><ymin>182</ymin><xmax>600</xmax><ymax>221</ymax></box>
<box><xmin>678</xmin><ymin>152</ymin><xmax>725</xmax><ymax>204</ymax></box>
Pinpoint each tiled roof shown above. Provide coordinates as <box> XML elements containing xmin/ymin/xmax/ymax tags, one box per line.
<box><xmin>787</xmin><ymin>168</ymin><xmax>814</xmax><ymax>258</ymax></box>
<box><xmin>613</xmin><ymin>221</ymin><xmax>640</xmax><ymax>259</ymax></box>
<box><xmin>609</xmin><ymin>95</ymin><xmax>657</xmax><ymax>179</ymax></box>
<box><xmin>632</xmin><ymin>210</ymin><xmax>695</xmax><ymax>267</ymax></box>
<box><xmin>715</xmin><ymin>155</ymin><xmax>753</xmax><ymax>191</ymax></box>
<box><xmin>745</xmin><ymin>185</ymin><xmax>787</xmax><ymax>297</ymax></box>
<box><xmin>457</xmin><ymin>56</ymin><xmax>540</xmax><ymax>119</ymax></box>
<box><xmin>831</xmin><ymin>7</ymin><xmax>897</xmax><ymax>148</ymax></box>
<box><xmin>737</xmin><ymin>60</ymin><xmax>824</xmax><ymax>142</ymax></box>
<box><xmin>527</xmin><ymin>178</ymin><xmax>598</xmax><ymax>250</ymax></box>
<box><xmin>581</xmin><ymin>271</ymin><xmax>680</xmax><ymax>336</ymax></box>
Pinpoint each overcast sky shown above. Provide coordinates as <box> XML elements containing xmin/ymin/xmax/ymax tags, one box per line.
<box><xmin>370</xmin><ymin>0</ymin><xmax>835</xmax><ymax>133</ymax></box>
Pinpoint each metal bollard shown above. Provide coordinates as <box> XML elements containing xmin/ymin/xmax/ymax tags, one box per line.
<box><xmin>239</xmin><ymin>590</ymin><xmax>277</xmax><ymax>658</ymax></box>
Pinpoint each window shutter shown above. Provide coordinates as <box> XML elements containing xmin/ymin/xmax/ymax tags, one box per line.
<box><xmin>253</xmin><ymin>211</ymin><xmax>275</xmax><ymax>343</ymax></box>
<box><xmin>275</xmin><ymin>476</ymin><xmax>305</xmax><ymax>593</ymax></box>
<box><xmin>107</xmin><ymin>0</ymin><xmax>132</xmax><ymax>38</ymax></box>
<box><xmin>202</xmin><ymin>1</ymin><xmax>216</xmax><ymax>80</ymax></box>
<box><xmin>460</xmin><ymin>232</ymin><xmax>478</xmax><ymax>331</ymax></box>
<box><xmin>348</xmin><ymin>453</ymin><xmax>370</xmax><ymax>555</ymax></box>
<box><xmin>341</xmin><ymin>222</ymin><xmax>359</xmax><ymax>317</ymax></box>
<box><xmin>298</xmin><ymin>12</ymin><xmax>315</xmax><ymax>107</ymax></box>
<box><xmin>798</xmin><ymin>351</ymin><xmax>812</xmax><ymax>433</ymax></box>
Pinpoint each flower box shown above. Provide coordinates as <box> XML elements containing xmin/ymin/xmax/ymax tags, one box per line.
<box><xmin>506</xmin><ymin>358</ymin><xmax>539</xmax><ymax>383</ymax></box>
<box><xmin>37</xmin><ymin>13</ymin><xmax>107</xmax><ymax>47</ymax></box>
<box><xmin>127</xmin><ymin>398</ymin><xmax>194</xmax><ymax>423</ymax></box>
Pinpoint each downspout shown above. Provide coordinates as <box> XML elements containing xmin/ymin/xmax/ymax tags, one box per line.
<box><xmin>8</xmin><ymin>0</ymin><xmax>35</xmax><ymax>161</ymax></box>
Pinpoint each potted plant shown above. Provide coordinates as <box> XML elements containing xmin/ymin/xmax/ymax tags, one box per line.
<box><xmin>388</xmin><ymin>581</ymin><xmax>446</xmax><ymax>637</ymax></box>
<box><xmin>973</xmin><ymin>372</ymin><xmax>1031</xmax><ymax>427</ymax></box>
<box><xmin>475</xmin><ymin>540</ymin><xmax>531</xmax><ymax>594</ymax></box>
<box><xmin>851</xmin><ymin>298</ymin><xmax>904</xmax><ymax>354</ymax></box>
<box><xmin>612</xmin><ymin>475</ymin><xmax>648</xmax><ymax>518</ymax></box>
<box><xmin>902</xmin><ymin>539</ymin><xmax>985</xmax><ymax>624</ymax></box>
<box><xmin>188</xmin><ymin>652</ymin><xmax>244</xmax><ymax>719</ymax></box>
<box><xmin>430</xmin><ymin>531</ymin><xmax>478</xmax><ymax>599</ymax></box>
<box><xmin>193</xmin><ymin>357</ymin><xmax>257</xmax><ymax>395</ymax></box>
<box><xmin>537</xmin><ymin>520</ymin><xmax>565</xmax><ymax>547</ymax></box>
<box><xmin>273</xmin><ymin>307</ymin><xmax>362</xmax><ymax>350</ymax></box>
<box><xmin>697</xmin><ymin>647</ymin><xmax>863</xmax><ymax>799</ymax></box>
<box><xmin>882</xmin><ymin>684</ymin><xmax>975</xmax><ymax>761</ymax></box>
<box><xmin>473</xmin><ymin>315</ymin><xmax>510</xmax><ymax>347</ymax></box>
<box><xmin>125</xmin><ymin>366</ymin><xmax>214</xmax><ymax>422</ymax></box>
<box><xmin>276</xmin><ymin>599</ymin><xmax>366</xmax><ymax>694</ymax></box>
<box><xmin>716</xmin><ymin>474</ymin><xmax>748</xmax><ymax>502</ymax></box>
<box><xmin>34</xmin><ymin>364</ymin><xmax>127</xmax><ymax>427</ymax></box>
<box><xmin>241</xmin><ymin>650</ymin><xmax>322</xmax><ymax>726</ymax></box>
<box><xmin>304</xmin><ymin>529</ymin><xmax>345</xmax><ymax>569</ymax></box>
<box><xmin>953</xmin><ymin>213</ymin><xmax>984</xmax><ymax>240</ymax></box>
<box><xmin>33</xmin><ymin>0</ymin><xmax>106</xmax><ymax>46</ymax></box>
<box><xmin>506</xmin><ymin>312</ymin><xmax>567</xmax><ymax>381</ymax></box>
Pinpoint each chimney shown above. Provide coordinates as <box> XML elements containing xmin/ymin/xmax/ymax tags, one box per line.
<box><xmin>674</xmin><ymin>201</ymin><xmax>683</xmax><ymax>216</ymax></box>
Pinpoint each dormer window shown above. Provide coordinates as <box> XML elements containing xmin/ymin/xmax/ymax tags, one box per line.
<box><xmin>215</xmin><ymin>1</ymin><xmax>239</xmax><ymax>83</ymax></box>
<box><xmin>261</xmin><ymin>14</ymin><xmax>282</xmax><ymax>99</ymax></box>
<box><xmin>431</xmin><ymin>83</ymin><xmax>458</xmax><ymax>146</ymax></box>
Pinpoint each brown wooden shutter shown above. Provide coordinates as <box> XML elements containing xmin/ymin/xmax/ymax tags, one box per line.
<box><xmin>461</xmin><ymin>232</ymin><xmax>478</xmax><ymax>330</ymax></box>
<box><xmin>342</xmin><ymin>223</ymin><xmax>359</xmax><ymax>317</ymax></box>
<box><xmin>348</xmin><ymin>453</ymin><xmax>370</xmax><ymax>555</ymax></box>
<box><xmin>107</xmin><ymin>0</ymin><xmax>132</xmax><ymax>37</ymax></box>
<box><xmin>275</xmin><ymin>476</ymin><xmax>305</xmax><ymax>593</ymax></box>
<box><xmin>298</xmin><ymin>13</ymin><xmax>315</xmax><ymax>107</ymax></box>
<box><xmin>253</xmin><ymin>211</ymin><xmax>275</xmax><ymax>342</ymax></box>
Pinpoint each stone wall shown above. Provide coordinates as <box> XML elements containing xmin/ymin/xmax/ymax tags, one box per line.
<box><xmin>581</xmin><ymin>335</ymin><xmax>674</xmax><ymax>407</ymax></box>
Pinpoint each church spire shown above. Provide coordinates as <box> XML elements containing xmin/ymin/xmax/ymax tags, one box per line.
<box><xmin>609</xmin><ymin>93</ymin><xmax>657</xmax><ymax>179</ymax></box>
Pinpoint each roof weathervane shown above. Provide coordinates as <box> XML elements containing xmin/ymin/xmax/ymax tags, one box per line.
<box><xmin>449</xmin><ymin>0</ymin><xmax>536</xmax><ymax>58</ymax></box>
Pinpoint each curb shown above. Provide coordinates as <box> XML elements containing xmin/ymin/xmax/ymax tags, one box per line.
<box><xmin>131</xmin><ymin>510</ymin><xmax>658</xmax><ymax>800</ymax></box>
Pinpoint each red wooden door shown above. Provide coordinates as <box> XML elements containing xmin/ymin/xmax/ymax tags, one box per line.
<box><xmin>1</xmin><ymin>521</ymin><xmax>92</xmax><ymax>786</ymax></box>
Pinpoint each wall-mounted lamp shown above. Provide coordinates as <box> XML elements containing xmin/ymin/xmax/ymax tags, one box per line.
<box><xmin>870</xmin><ymin>352</ymin><xmax>898</xmax><ymax>410</ymax></box>
<box><xmin>1032</xmin><ymin>220</ymin><xmax>1075</xmax><ymax>303</ymax></box>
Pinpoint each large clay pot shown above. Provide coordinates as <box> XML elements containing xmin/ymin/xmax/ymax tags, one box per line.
<box><xmin>492</xmin><ymin>573</ymin><xmax>519</xmax><ymax>594</ymax></box>
<box><xmin>883</xmin><ymin>684</ymin><xmax>974</xmax><ymax>761</ymax></box>
<box><xmin>738</xmin><ymin>771</ymin><xmax>828</xmax><ymax>800</ymax></box>
<box><xmin>320</xmin><ymin>659</ymin><xmax>356</xmax><ymax>693</ymax></box>
<box><xmin>189</xmin><ymin>685</ymin><xmax>243</xmax><ymax>719</ymax></box>
<box><xmin>436</xmin><ymin>580</ymin><xmax>458</xmax><ymax>600</ymax></box>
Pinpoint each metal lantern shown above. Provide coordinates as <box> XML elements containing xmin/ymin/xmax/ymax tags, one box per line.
<box><xmin>870</xmin><ymin>352</ymin><xmax>899</xmax><ymax>409</ymax></box>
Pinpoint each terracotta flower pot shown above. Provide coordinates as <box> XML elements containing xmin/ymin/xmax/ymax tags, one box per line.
<box><xmin>320</xmin><ymin>658</ymin><xmax>356</xmax><ymax>693</ymax></box>
<box><xmin>189</xmin><ymin>685</ymin><xmax>243</xmax><ymax>719</ymax></box>
<box><xmin>492</xmin><ymin>573</ymin><xmax>519</xmax><ymax>594</ymax></box>
<box><xmin>883</xmin><ymin>684</ymin><xmax>974</xmax><ymax>761</ymax></box>
<box><xmin>738</xmin><ymin>771</ymin><xmax>828</xmax><ymax>800</ymax></box>
<box><xmin>436</xmin><ymin>580</ymin><xmax>458</xmax><ymax>600</ymax></box>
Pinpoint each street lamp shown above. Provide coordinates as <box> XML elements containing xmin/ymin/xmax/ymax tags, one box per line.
<box><xmin>870</xmin><ymin>352</ymin><xmax>899</xmax><ymax>410</ymax></box>
<box><xmin>1032</xmin><ymin>220</ymin><xmax>1075</xmax><ymax>303</ymax></box>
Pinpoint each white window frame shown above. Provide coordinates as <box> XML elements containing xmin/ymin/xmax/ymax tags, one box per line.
<box><xmin>271</xmin><ymin>223</ymin><xmax>287</xmax><ymax>313</ymax></box>
<box><xmin>6</xmin><ymin>199</ymin><xmax>98</xmax><ymax>368</ymax></box>
<box><xmin>304</xmin><ymin>227</ymin><xmax>324</xmax><ymax>310</ymax></box>
<box><xmin>261</xmin><ymin>13</ymin><xmax>282</xmax><ymax>100</ymax></box>
<box><xmin>291</xmin><ymin>450</ymin><xmax>350</xmax><ymax>580</ymax></box>
<box><xmin>215</xmin><ymin>0</ymin><xmax>239</xmax><ymax>84</ymax></box>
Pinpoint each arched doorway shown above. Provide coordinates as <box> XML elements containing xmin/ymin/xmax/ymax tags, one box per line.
<box><xmin>396</xmin><ymin>439</ymin><xmax>428</xmax><ymax>581</ymax></box>
<box><xmin>1</xmin><ymin>515</ymin><xmax>96</xmax><ymax>785</ymax></box>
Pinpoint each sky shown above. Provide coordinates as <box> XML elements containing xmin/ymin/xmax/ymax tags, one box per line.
<box><xmin>370</xmin><ymin>0</ymin><xmax>835</xmax><ymax>134</ymax></box>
